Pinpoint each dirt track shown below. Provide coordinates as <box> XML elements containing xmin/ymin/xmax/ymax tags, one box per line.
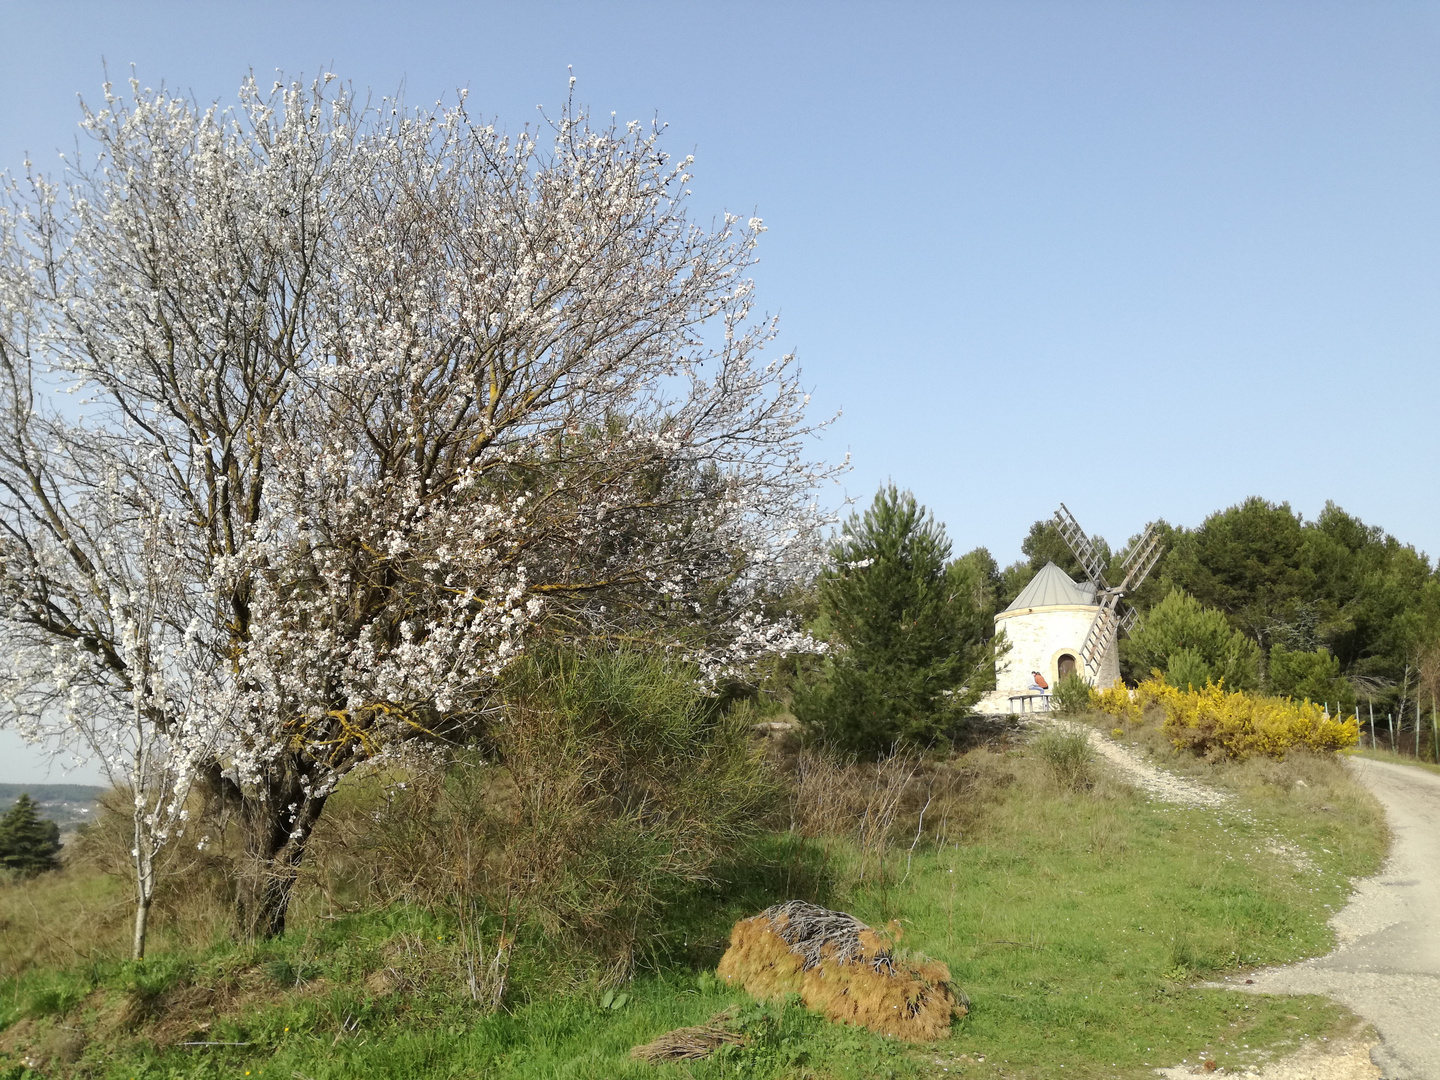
<box><xmin>1225</xmin><ymin>758</ymin><xmax>1440</xmax><ymax>1079</ymax></box>
<box><xmin>1057</xmin><ymin>725</ymin><xmax>1436</xmax><ymax>1077</ymax></box>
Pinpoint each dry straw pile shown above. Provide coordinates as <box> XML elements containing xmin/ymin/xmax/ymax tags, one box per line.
<box><xmin>629</xmin><ymin>1011</ymin><xmax>746</xmax><ymax>1062</ymax></box>
<box><xmin>716</xmin><ymin>900</ymin><xmax>966</xmax><ymax>1042</ymax></box>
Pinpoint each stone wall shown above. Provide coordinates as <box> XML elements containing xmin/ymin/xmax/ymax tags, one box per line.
<box><xmin>977</xmin><ymin>604</ymin><xmax>1120</xmax><ymax>713</ymax></box>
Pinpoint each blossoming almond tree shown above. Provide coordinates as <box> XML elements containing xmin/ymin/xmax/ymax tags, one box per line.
<box><xmin>0</xmin><ymin>73</ymin><xmax>829</xmax><ymax>939</ymax></box>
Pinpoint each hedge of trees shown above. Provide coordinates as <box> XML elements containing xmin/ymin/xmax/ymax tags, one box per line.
<box><xmin>955</xmin><ymin>497</ymin><xmax>1440</xmax><ymax>713</ymax></box>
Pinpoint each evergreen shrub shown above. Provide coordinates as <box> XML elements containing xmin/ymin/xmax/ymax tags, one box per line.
<box><xmin>1125</xmin><ymin>589</ymin><xmax>1261</xmax><ymax>691</ymax></box>
<box><xmin>796</xmin><ymin>485</ymin><xmax>995</xmax><ymax>756</ymax></box>
<box><xmin>0</xmin><ymin>793</ymin><xmax>62</xmax><ymax>875</ymax></box>
<box><xmin>1050</xmin><ymin>673</ymin><xmax>1094</xmax><ymax>716</ymax></box>
<box><xmin>1268</xmin><ymin>646</ymin><xmax>1355</xmax><ymax>709</ymax></box>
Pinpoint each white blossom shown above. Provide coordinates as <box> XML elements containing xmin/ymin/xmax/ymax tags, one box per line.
<box><xmin>0</xmin><ymin>72</ymin><xmax>836</xmax><ymax>939</ymax></box>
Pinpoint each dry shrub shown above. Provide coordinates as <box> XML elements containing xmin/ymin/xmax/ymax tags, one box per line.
<box><xmin>630</xmin><ymin>1010</ymin><xmax>746</xmax><ymax>1061</ymax></box>
<box><xmin>789</xmin><ymin>748</ymin><xmax>924</xmax><ymax>840</ymax></box>
<box><xmin>716</xmin><ymin>900</ymin><xmax>966</xmax><ymax>1042</ymax></box>
<box><xmin>788</xmin><ymin>747</ymin><xmax>927</xmax><ymax>882</ymax></box>
<box><xmin>788</xmin><ymin>747</ymin><xmax>857</xmax><ymax>838</ymax></box>
<box><xmin>853</xmin><ymin>752</ymin><xmax>923</xmax><ymax>877</ymax></box>
<box><xmin>785</xmin><ymin>743</ymin><xmax>1026</xmax><ymax>888</ymax></box>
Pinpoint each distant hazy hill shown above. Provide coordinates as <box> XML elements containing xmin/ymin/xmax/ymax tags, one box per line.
<box><xmin>0</xmin><ymin>784</ymin><xmax>106</xmax><ymax>831</ymax></box>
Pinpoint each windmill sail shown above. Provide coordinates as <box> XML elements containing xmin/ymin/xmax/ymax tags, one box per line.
<box><xmin>1117</xmin><ymin>525</ymin><xmax>1163</xmax><ymax>592</ymax></box>
<box><xmin>1079</xmin><ymin>602</ymin><xmax>1121</xmax><ymax>682</ymax></box>
<box><xmin>1119</xmin><ymin>607</ymin><xmax>1139</xmax><ymax>635</ymax></box>
<box><xmin>1053</xmin><ymin>503</ymin><xmax>1109</xmax><ymax>588</ymax></box>
<box><xmin>1052</xmin><ymin>506</ymin><xmax>1165</xmax><ymax>684</ymax></box>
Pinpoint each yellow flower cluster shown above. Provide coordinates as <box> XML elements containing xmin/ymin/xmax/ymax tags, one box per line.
<box><xmin>1133</xmin><ymin>675</ymin><xmax>1358</xmax><ymax>760</ymax></box>
<box><xmin>1132</xmin><ymin>676</ymin><xmax>1181</xmax><ymax>712</ymax></box>
<box><xmin>1090</xmin><ymin>682</ymin><xmax>1141</xmax><ymax>723</ymax></box>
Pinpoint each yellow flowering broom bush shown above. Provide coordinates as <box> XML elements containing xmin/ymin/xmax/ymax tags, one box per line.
<box><xmin>1131</xmin><ymin>676</ymin><xmax>1183</xmax><ymax>712</ymax></box>
<box><xmin>1090</xmin><ymin>682</ymin><xmax>1141</xmax><ymax>723</ymax></box>
<box><xmin>1133</xmin><ymin>675</ymin><xmax>1359</xmax><ymax>761</ymax></box>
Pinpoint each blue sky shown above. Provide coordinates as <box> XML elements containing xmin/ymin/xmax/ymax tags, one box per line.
<box><xmin>2</xmin><ymin>1</ymin><xmax>1437</xmax><ymax>782</ymax></box>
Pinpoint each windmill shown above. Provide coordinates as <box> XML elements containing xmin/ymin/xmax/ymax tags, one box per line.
<box><xmin>1052</xmin><ymin>504</ymin><xmax>1164</xmax><ymax>684</ymax></box>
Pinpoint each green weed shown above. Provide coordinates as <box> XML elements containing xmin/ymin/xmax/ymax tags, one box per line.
<box><xmin>1031</xmin><ymin>727</ymin><xmax>1096</xmax><ymax>791</ymax></box>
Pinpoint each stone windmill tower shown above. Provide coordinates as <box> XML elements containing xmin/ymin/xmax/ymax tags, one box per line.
<box><xmin>981</xmin><ymin>505</ymin><xmax>1163</xmax><ymax>714</ymax></box>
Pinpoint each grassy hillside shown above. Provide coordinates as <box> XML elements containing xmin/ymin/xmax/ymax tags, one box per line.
<box><xmin>0</xmin><ymin>725</ymin><xmax>1385</xmax><ymax>1079</ymax></box>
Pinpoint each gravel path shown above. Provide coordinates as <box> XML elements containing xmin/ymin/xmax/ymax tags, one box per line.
<box><xmin>1220</xmin><ymin>758</ymin><xmax>1440</xmax><ymax>1080</ymax></box>
<box><xmin>1045</xmin><ymin>720</ymin><xmax>1233</xmax><ymax>808</ymax></box>
<box><xmin>1041</xmin><ymin>720</ymin><xmax>1317</xmax><ymax>873</ymax></box>
<box><xmin>1035</xmin><ymin>720</ymin><xmax>1397</xmax><ymax>1076</ymax></box>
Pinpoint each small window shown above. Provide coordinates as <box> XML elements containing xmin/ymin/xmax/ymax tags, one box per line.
<box><xmin>1057</xmin><ymin>654</ymin><xmax>1076</xmax><ymax>680</ymax></box>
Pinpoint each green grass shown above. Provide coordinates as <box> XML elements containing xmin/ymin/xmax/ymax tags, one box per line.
<box><xmin>0</xmin><ymin>936</ymin><xmax>913</xmax><ymax>1080</ymax></box>
<box><xmin>1354</xmin><ymin>746</ymin><xmax>1440</xmax><ymax>776</ymax></box>
<box><xmin>1094</xmin><ymin>711</ymin><xmax>1390</xmax><ymax>884</ymax></box>
<box><xmin>0</xmin><ymin>733</ymin><xmax>1387</xmax><ymax>1079</ymax></box>
<box><xmin>902</xmin><ymin>766</ymin><xmax>1375</xmax><ymax>1076</ymax></box>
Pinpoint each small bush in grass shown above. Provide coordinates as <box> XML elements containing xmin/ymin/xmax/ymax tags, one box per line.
<box><xmin>1050</xmin><ymin>673</ymin><xmax>1094</xmax><ymax>716</ymax></box>
<box><xmin>1032</xmin><ymin>729</ymin><xmax>1095</xmax><ymax>791</ymax></box>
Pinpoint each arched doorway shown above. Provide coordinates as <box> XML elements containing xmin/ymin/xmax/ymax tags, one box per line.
<box><xmin>1057</xmin><ymin>653</ymin><xmax>1077</xmax><ymax>680</ymax></box>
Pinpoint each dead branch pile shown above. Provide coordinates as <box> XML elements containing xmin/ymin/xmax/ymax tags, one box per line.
<box><xmin>716</xmin><ymin>900</ymin><xmax>966</xmax><ymax>1042</ymax></box>
<box><xmin>629</xmin><ymin>1011</ymin><xmax>745</xmax><ymax>1061</ymax></box>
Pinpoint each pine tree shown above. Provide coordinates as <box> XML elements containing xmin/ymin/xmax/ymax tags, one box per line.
<box><xmin>1124</xmin><ymin>588</ymin><xmax>1262</xmax><ymax>691</ymax></box>
<box><xmin>796</xmin><ymin>484</ymin><xmax>996</xmax><ymax>756</ymax></box>
<box><xmin>0</xmin><ymin>793</ymin><xmax>63</xmax><ymax>875</ymax></box>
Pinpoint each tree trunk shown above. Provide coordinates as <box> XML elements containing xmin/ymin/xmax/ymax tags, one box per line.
<box><xmin>235</xmin><ymin>761</ymin><xmax>330</xmax><ymax>940</ymax></box>
<box><xmin>132</xmin><ymin>896</ymin><xmax>151</xmax><ymax>960</ymax></box>
<box><xmin>131</xmin><ymin>796</ymin><xmax>157</xmax><ymax>960</ymax></box>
